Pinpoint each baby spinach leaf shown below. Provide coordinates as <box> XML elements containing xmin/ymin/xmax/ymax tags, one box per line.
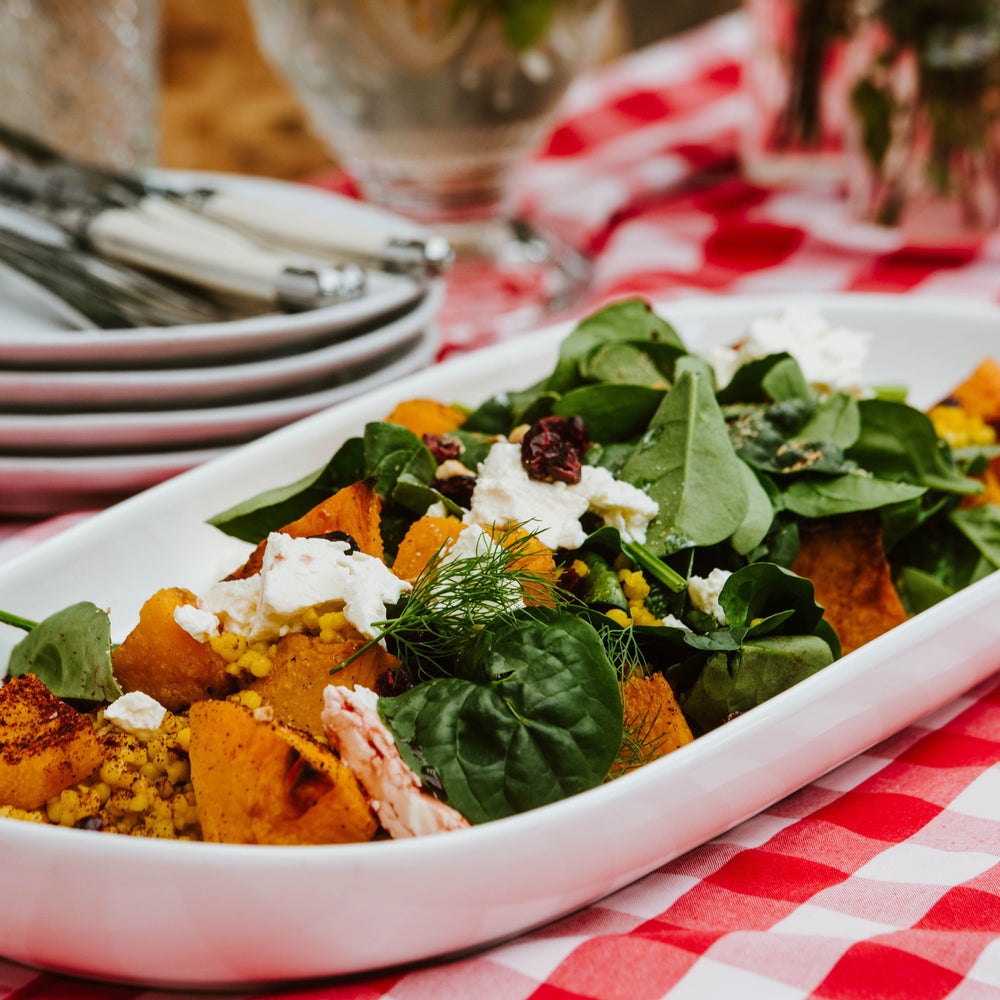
<box><xmin>621</xmin><ymin>368</ymin><xmax>749</xmax><ymax>556</ymax></box>
<box><xmin>461</xmin><ymin>393</ymin><xmax>515</xmax><ymax>435</ymax></box>
<box><xmin>781</xmin><ymin>473</ymin><xmax>925</xmax><ymax>519</ymax></box>
<box><xmin>582</xmin><ymin>343</ymin><xmax>669</xmax><ymax>387</ymax></box>
<box><xmin>363</xmin><ymin>422</ymin><xmax>438</xmax><ymax>498</ymax></box>
<box><xmin>950</xmin><ymin>504</ymin><xmax>1000</xmax><ymax>571</ymax></box>
<box><xmin>730</xmin><ymin>461</ymin><xmax>775</xmax><ymax>556</ymax></box>
<box><xmin>717</xmin><ymin>353</ymin><xmax>807</xmax><ymax>405</ymax></box>
<box><xmin>553</xmin><ymin>384</ymin><xmax>664</xmax><ymax>442</ymax></box>
<box><xmin>207</xmin><ymin>436</ymin><xmax>365</xmax><ymax>542</ymax></box>
<box><xmin>848</xmin><ymin>399</ymin><xmax>982</xmax><ymax>495</ymax></box>
<box><xmin>681</xmin><ymin>635</ymin><xmax>835</xmax><ymax>733</ymax></box>
<box><xmin>7</xmin><ymin>602</ymin><xmax>121</xmax><ymax>703</ymax></box>
<box><xmin>719</xmin><ymin>561</ymin><xmax>839</xmax><ymax>656</ymax></box>
<box><xmin>545</xmin><ymin>299</ymin><xmax>685</xmax><ymax>394</ymax></box>
<box><xmin>378</xmin><ymin>609</ymin><xmax>623</xmax><ymax>824</ymax></box>
<box><xmin>761</xmin><ymin>356</ymin><xmax>814</xmax><ymax>403</ymax></box>
<box><xmin>798</xmin><ymin>393</ymin><xmax>861</xmax><ymax>449</ymax></box>
<box><xmin>896</xmin><ymin>565</ymin><xmax>954</xmax><ymax>614</ymax></box>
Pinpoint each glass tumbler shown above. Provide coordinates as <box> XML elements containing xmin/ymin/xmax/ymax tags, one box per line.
<box><xmin>0</xmin><ymin>0</ymin><xmax>160</xmax><ymax>171</ymax></box>
<box><xmin>247</xmin><ymin>0</ymin><xmax>616</xmax><ymax>332</ymax></box>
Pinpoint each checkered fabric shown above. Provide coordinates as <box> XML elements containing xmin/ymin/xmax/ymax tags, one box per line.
<box><xmin>6</xmin><ymin>10</ymin><xmax>1000</xmax><ymax>998</ymax></box>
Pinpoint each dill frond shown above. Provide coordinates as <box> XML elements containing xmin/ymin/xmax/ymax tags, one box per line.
<box><xmin>342</xmin><ymin>522</ymin><xmax>567</xmax><ymax>679</ymax></box>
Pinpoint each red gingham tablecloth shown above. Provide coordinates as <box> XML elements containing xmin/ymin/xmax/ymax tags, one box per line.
<box><xmin>6</xmin><ymin>11</ymin><xmax>1000</xmax><ymax>999</ymax></box>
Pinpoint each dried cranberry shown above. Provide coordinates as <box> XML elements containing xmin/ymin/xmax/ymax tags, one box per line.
<box><xmin>520</xmin><ymin>415</ymin><xmax>591</xmax><ymax>484</ymax></box>
<box><xmin>318</xmin><ymin>530</ymin><xmax>359</xmax><ymax>553</ymax></box>
<box><xmin>422</xmin><ymin>433</ymin><xmax>463</xmax><ymax>464</ymax></box>
<box><xmin>436</xmin><ymin>475</ymin><xmax>476</xmax><ymax>509</ymax></box>
<box><xmin>375</xmin><ymin>667</ymin><xmax>413</xmax><ymax>697</ymax></box>
<box><xmin>558</xmin><ymin>565</ymin><xmax>584</xmax><ymax>595</ymax></box>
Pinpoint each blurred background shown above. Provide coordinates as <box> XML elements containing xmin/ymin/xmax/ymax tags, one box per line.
<box><xmin>159</xmin><ymin>0</ymin><xmax>740</xmax><ymax>181</ymax></box>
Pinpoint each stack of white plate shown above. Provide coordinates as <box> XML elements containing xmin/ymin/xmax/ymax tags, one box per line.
<box><xmin>0</xmin><ymin>174</ymin><xmax>446</xmax><ymax>517</ymax></box>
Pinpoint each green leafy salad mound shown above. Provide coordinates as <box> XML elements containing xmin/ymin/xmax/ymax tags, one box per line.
<box><xmin>4</xmin><ymin>297</ymin><xmax>999</xmax><ymax>828</ymax></box>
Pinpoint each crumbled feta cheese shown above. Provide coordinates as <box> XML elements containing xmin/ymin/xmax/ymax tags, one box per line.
<box><xmin>688</xmin><ymin>568</ymin><xmax>732</xmax><ymax>624</ymax></box>
<box><xmin>706</xmin><ymin>305</ymin><xmax>871</xmax><ymax>397</ymax></box>
<box><xmin>172</xmin><ymin>603</ymin><xmax>221</xmax><ymax>643</ymax></box>
<box><xmin>104</xmin><ymin>691</ymin><xmax>166</xmax><ymax>739</ymax></box>
<box><xmin>175</xmin><ymin>533</ymin><xmax>410</xmax><ymax>644</ymax></box>
<box><xmin>463</xmin><ymin>442</ymin><xmax>658</xmax><ymax>550</ymax></box>
<box><xmin>660</xmin><ymin>613</ymin><xmax>691</xmax><ymax>631</ymax></box>
<box><xmin>423</xmin><ymin>501</ymin><xmax>449</xmax><ymax>519</ymax></box>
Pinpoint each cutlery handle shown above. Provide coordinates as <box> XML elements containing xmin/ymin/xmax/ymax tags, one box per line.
<box><xmin>85</xmin><ymin>204</ymin><xmax>365</xmax><ymax>309</ymax></box>
<box><xmin>193</xmin><ymin>191</ymin><xmax>452</xmax><ymax>276</ymax></box>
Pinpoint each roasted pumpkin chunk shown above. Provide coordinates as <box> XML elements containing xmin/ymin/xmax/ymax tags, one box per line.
<box><xmin>393</xmin><ymin>515</ymin><xmax>466</xmax><ymax>582</ymax></box>
<box><xmin>791</xmin><ymin>512</ymin><xmax>908</xmax><ymax>655</ymax></box>
<box><xmin>247</xmin><ymin>632</ymin><xmax>395</xmax><ymax>738</ymax></box>
<box><xmin>188</xmin><ymin>700</ymin><xmax>378</xmax><ymax>845</ymax></box>
<box><xmin>228</xmin><ymin>478</ymin><xmax>383</xmax><ymax>580</ymax></box>
<box><xmin>619</xmin><ymin>673</ymin><xmax>694</xmax><ymax>773</ymax></box>
<box><xmin>0</xmin><ymin>673</ymin><xmax>104</xmax><ymax>810</ymax></box>
<box><xmin>383</xmin><ymin>398</ymin><xmax>466</xmax><ymax>438</ymax></box>
<box><xmin>112</xmin><ymin>587</ymin><xmax>236</xmax><ymax>711</ymax></box>
<box><xmin>945</xmin><ymin>358</ymin><xmax>1000</xmax><ymax>424</ymax></box>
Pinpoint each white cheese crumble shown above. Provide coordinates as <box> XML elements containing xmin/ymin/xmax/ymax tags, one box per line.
<box><xmin>660</xmin><ymin>613</ymin><xmax>691</xmax><ymax>631</ymax></box>
<box><xmin>462</xmin><ymin>442</ymin><xmax>658</xmax><ymax>550</ymax></box>
<box><xmin>706</xmin><ymin>305</ymin><xmax>871</xmax><ymax>398</ymax></box>
<box><xmin>104</xmin><ymin>691</ymin><xmax>166</xmax><ymax>739</ymax></box>
<box><xmin>174</xmin><ymin>533</ymin><xmax>410</xmax><ymax>644</ymax></box>
<box><xmin>687</xmin><ymin>568</ymin><xmax>732</xmax><ymax>624</ymax></box>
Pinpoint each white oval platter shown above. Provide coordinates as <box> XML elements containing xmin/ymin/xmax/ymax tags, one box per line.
<box><xmin>1</xmin><ymin>293</ymin><xmax>999</xmax><ymax>989</ymax></box>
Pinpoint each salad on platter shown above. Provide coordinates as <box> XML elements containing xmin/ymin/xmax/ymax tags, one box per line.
<box><xmin>3</xmin><ymin>297</ymin><xmax>1000</xmax><ymax>845</ymax></box>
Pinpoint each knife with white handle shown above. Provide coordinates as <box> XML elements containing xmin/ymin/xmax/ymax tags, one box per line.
<box><xmin>0</xmin><ymin>126</ymin><xmax>451</xmax><ymax>280</ymax></box>
<box><xmin>77</xmin><ymin>198</ymin><xmax>368</xmax><ymax>310</ymax></box>
<box><xmin>0</xmin><ymin>179</ymin><xmax>367</xmax><ymax>311</ymax></box>
<box><xmin>172</xmin><ymin>187</ymin><xmax>454</xmax><ymax>277</ymax></box>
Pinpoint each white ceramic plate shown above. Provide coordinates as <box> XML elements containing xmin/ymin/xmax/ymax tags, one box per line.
<box><xmin>0</xmin><ymin>324</ymin><xmax>439</xmax><ymax>453</ymax></box>
<box><xmin>0</xmin><ymin>282</ymin><xmax>443</xmax><ymax>411</ymax></box>
<box><xmin>0</xmin><ymin>172</ymin><xmax>431</xmax><ymax>367</ymax></box>
<box><xmin>2</xmin><ymin>293</ymin><xmax>1000</xmax><ymax>990</ymax></box>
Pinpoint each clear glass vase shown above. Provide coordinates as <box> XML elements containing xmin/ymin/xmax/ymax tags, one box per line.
<box><xmin>247</xmin><ymin>0</ymin><xmax>616</xmax><ymax>332</ymax></box>
<box><xmin>843</xmin><ymin>1</ymin><xmax>1000</xmax><ymax>246</ymax></box>
<box><xmin>741</xmin><ymin>0</ymin><xmax>855</xmax><ymax>187</ymax></box>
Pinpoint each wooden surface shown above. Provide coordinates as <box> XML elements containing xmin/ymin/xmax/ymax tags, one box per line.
<box><xmin>158</xmin><ymin>0</ymin><xmax>739</xmax><ymax>182</ymax></box>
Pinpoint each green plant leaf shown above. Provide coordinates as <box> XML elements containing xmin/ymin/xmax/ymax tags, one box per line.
<box><xmin>681</xmin><ymin>635</ymin><xmax>835</xmax><ymax>733</ymax></box>
<box><xmin>553</xmin><ymin>383</ymin><xmax>664</xmax><ymax>442</ymax></box>
<box><xmin>730</xmin><ymin>460</ymin><xmax>776</xmax><ymax>555</ymax></box>
<box><xmin>781</xmin><ymin>473</ymin><xmax>926</xmax><ymax>519</ymax></box>
<box><xmin>207</xmin><ymin>437</ymin><xmax>365</xmax><ymax>542</ymax></box>
<box><xmin>621</xmin><ymin>368</ymin><xmax>749</xmax><ymax>556</ymax></box>
<box><xmin>848</xmin><ymin>398</ymin><xmax>982</xmax><ymax>495</ymax></box>
<box><xmin>7</xmin><ymin>602</ymin><xmax>121</xmax><ymax>703</ymax></box>
<box><xmin>544</xmin><ymin>299</ymin><xmax>685</xmax><ymax>394</ymax></box>
<box><xmin>378</xmin><ymin>609</ymin><xmax>623</xmax><ymax>823</ymax></box>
